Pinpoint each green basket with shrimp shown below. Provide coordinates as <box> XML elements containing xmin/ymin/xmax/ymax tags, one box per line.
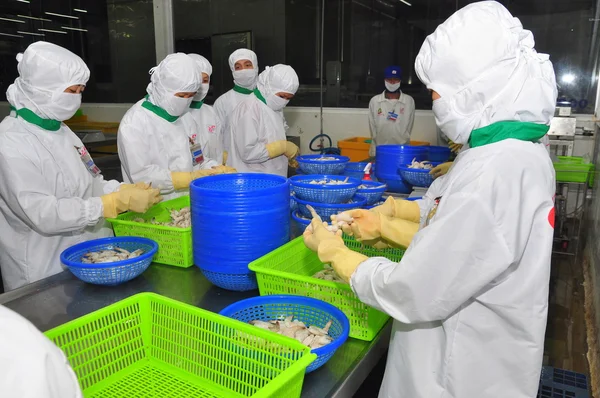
<box><xmin>107</xmin><ymin>196</ymin><xmax>193</xmax><ymax>268</ymax></box>
<box><xmin>249</xmin><ymin>236</ymin><xmax>405</xmax><ymax>341</ymax></box>
<box><xmin>45</xmin><ymin>293</ymin><xmax>315</xmax><ymax>398</ymax></box>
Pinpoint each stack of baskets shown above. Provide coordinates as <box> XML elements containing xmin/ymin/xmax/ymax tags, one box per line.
<box><xmin>190</xmin><ymin>174</ymin><xmax>290</xmax><ymax>291</ymax></box>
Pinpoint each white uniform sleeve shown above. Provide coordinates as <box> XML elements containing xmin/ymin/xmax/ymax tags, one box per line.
<box><xmin>351</xmin><ymin>191</ymin><xmax>513</xmax><ymax>323</ymax></box>
<box><xmin>0</xmin><ymin>149</ymin><xmax>103</xmax><ymax>235</ymax></box>
<box><xmin>233</xmin><ymin>108</ymin><xmax>270</xmax><ymax>164</ymax></box>
<box><xmin>117</xmin><ymin>122</ymin><xmax>175</xmax><ymax>194</ymax></box>
<box><xmin>406</xmin><ymin>97</ymin><xmax>415</xmax><ymax>136</ymax></box>
<box><xmin>91</xmin><ymin>175</ymin><xmax>121</xmax><ymax>196</ymax></box>
<box><xmin>0</xmin><ymin>305</ymin><xmax>82</xmax><ymax>398</ymax></box>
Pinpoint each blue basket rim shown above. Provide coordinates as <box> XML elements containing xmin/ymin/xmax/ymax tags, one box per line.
<box><xmin>292</xmin><ymin>210</ymin><xmax>311</xmax><ymax>225</ymax></box>
<box><xmin>406</xmin><ymin>196</ymin><xmax>422</xmax><ymax>201</ymax></box>
<box><xmin>427</xmin><ymin>146</ymin><xmax>452</xmax><ymax>152</ymax></box>
<box><xmin>60</xmin><ymin>237</ymin><xmax>158</xmax><ymax>269</ymax></box>
<box><xmin>397</xmin><ymin>162</ymin><xmax>441</xmax><ymax>174</ymax></box>
<box><xmin>290</xmin><ymin>175</ymin><xmax>361</xmax><ymax>189</ymax></box>
<box><xmin>190</xmin><ymin>173</ymin><xmax>289</xmax><ymax>194</ymax></box>
<box><xmin>218</xmin><ymin>294</ymin><xmax>350</xmax><ymax>355</ymax></box>
<box><xmin>296</xmin><ymin>155</ymin><xmax>350</xmax><ymax>164</ymax></box>
<box><xmin>294</xmin><ymin>194</ymin><xmax>367</xmax><ymax>208</ymax></box>
<box><xmin>376</xmin><ymin>144</ymin><xmax>429</xmax><ymax>152</ymax></box>
<box><xmin>356</xmin><ymin>180</ymin><xmax>387</xmax><ymax>190</ymax></box>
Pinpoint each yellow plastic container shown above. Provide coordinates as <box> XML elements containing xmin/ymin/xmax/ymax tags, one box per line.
<box><xmin>337</xmin><ymin>136</ymin><xmax>430</xmax><ymax>161</ymax></box>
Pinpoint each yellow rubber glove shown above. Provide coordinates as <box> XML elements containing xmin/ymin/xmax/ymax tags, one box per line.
<box><xmin>370</xmin><ymin>196</ymin><xmax>420</xmax><ymax>223</ymax></box>
<box><xmin>285</xmin><ymin>141</ymin><xmax>300</xmax><ymax>159</ymax></box>
<box><xmin>448</xmin><ymin>141</ymin><xmax>463</xmax><ymax>153</ymax></box>
<box><xmin>171</xmin><ymin>172</ymin><xmax>193</xmax><ymax>190</ymax></box>
<box><xmin>340</xmin><ymin>210</ymin><xmax>419</xmax><ymax>248</ymax></box>
<box><xmin>303</xmin><ymin>219</ymin><xmax>368</xmax><ymax>283</ymax></box>
<box><xmin>119</xmin><ymin>182</ymin><xmax>152</xmax><ymax>191</ymax></box>
<box><xmin>429</xmin><ymin>162</ymin><xmax>453</xmax><ymax>179</ymax></box>
<box><xmin>223</xmin><ymin>151</ymin><xmax>228</xmax><ymax>165</ymax></box>
<box><xmin>266</xmin><ymin>140</ymin><xmax>287</xmax><ymax>159</ymax></box>
<box><xmin>101</xmin><ymin>187</ymin><xmax>162</xmax><ymax>219</ymax></box>
<box><xmin>211</xmin><ymin>165</ymin><xmax>237</xmax><ymax>174</ymax></box>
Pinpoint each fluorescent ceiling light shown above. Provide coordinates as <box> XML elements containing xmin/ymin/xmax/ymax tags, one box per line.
<box><xmin>18</xmin><ymin>15</ymin><xmax>52</xmax><ymax>22</ymax></box>
<box><xmin>398</xmin><ymin>0</ymin><xmax>412</xmax><ymax>5</ymax></box>
<box><xmin>45</xmin><ymin>12</ymin><xmax>79</xmax><ymax>20</ymax></box>
<box><xmin>73</xmin><ymin>8</ymin><xmax>87</xmax><ymax>13</ymax></box>
<box><xmin>0</xmin><ymin>17</ymin><xmax>25</xmax><ymax>23</ymax></box>
<box><xmin>561</xmin><ymin>74</ymin><xmax>576</xmax><ymax>84</ymax></box>
<box><xmin>0</xmin><ymin>32</ymin><xmax>24</xmax><ymax>38</ymax></box>
<box><xmin>16</xmin><ymin>0</ymin><xmax>30</xmax><ymax>3</ymax></box>
<box><xmin>39</xmin><ymin>28</ymin><xmax>67</xmax><ymax>34</ymax></box>
<box><xmin>17</xmin><ymin>30</ymin><xmax>45</xmax><ymax>36</ymax></box>
<box><xmin>61</xmin><ymin>26</ymin><xmax>88</xmax><ymax>32</ymax></box>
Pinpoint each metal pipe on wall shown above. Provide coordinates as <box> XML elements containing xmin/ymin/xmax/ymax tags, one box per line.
<box><xmin>320</xmin><ymin>0</ymin><xmax>325</xmax><ymax>135</ymax></box>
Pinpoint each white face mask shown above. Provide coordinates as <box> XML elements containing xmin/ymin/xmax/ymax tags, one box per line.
<box><xmin>194</xmin><ymin>83</ymin><xmax>209</xmax><ymax>102</ymax></box>
<box><xmin>45</xmin><ymin>92</ymin><xmax>82</xmax><ymax>121</ymax></box>
<box><xmin>233</xmin><ymin>69</ymin><xmax>258</xmax><ymax>89</ymax></box>
<box><xmin>163</xmin><ymin>95</ymin><xmax>193</xmax><ymax>117</ymax></box>
<box><xmin>432</xmin><ymin>97</ymin><xmax>476</xmax><ymax>145</ymax></box>
<box><xmin>385</xmin><ymin>81</ymin><xmax>401</xmax><ymax>92</ymax></box>
<box><xmin>266</xmin><ymin>94</ymin><xmax>289</xmax><ymax>111</ymax></box>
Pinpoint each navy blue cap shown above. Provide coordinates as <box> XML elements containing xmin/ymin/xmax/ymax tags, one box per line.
<box><xmin>384</xmin><ymin>66</ymin><xmax>402</xmax><ymax>80</ymax></box>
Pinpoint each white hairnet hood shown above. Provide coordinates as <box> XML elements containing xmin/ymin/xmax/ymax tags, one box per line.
<box><xmin>257</xmin><ymin>65</ymin><xmax>299</xmax><ymax>98</ymax></box>
<box><xmin>147</xmin><ymin>53</ymin><xmax>201</xmax><ymax>115</ymax></box>
<box><xmin>228</xmin><ymin>49</ymin><xmax>258</xmax><ymax>72</ymax></box>
<box><xmin>188</xmin><ymin>53</ymin><xmax>212</xmax><ymax>102</ymax></box>
<box><xmin>6</xmin><ymin>42</ymin><xmax>90</xmax><ymax>121</ymax></box>
<box><xmin>415</xmin><ymin>1</ymin><xmax>557</xmax><ymax>144</ymax></box>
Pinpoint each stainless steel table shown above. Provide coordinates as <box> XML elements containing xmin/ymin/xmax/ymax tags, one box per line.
<box><xmin>0</xmin><ymin>264</ymin><xmax>391</xmax><ymax>398</ymax></box>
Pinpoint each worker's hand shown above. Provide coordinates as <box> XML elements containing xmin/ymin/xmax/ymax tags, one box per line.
<box><xmin>101</xmin><ymin>187</ymin><xmax>162</xmax><ymax>219</ymax></box>
<box><xmin>303</xmin><ymin>219</ymin><xmax>368</xmax><ymax>283</ymax></box>
<box><xmin>342</xmin><ymin>209</ymin><xmax>383</xmax><ymax>241</ymax></box>
<box><xmin>211</xmin><ymin>165</ymin><xmax>237</xmax><ymax>174</ymax></box>
<box><xmin>266</xmin><ymin>140</ymin><xmax>287</xmax><ymax>159</ymax></box>
<box><xmin>191</xmin><ymin>169</ymin><xmax>216</xmax><ymax>179</ymax></box>
<box><xmin>449</xmin><ymin>141</ymin><xmax>463</xmax><ymax>153</ymax></box>
<box><xmin>118</xmin><ymin>182</ymin><xmax>152</xmax><ymax>191</ymax></box>
<box><xmin>429</xmin><ymin>162</ymin><xmax>453</xmax><ymax>179</ymax></box>
<box><xmin>371</xmin><ymin>196</ymin><xmax>421</xmax><ymax>223</ymax></box>
<box><xmin>222</xmin><ymin>151</ymin><xmax>228</xmax><ymax>165</ymax></box>
<box><xmin>285</xmin><ymin>141</ymin><xmax>300</xmax><ymax>159</ymax></box>
<box><xmin>379</xmin><ymin>217</ymin><xmax>420</xmax><ymax>249</ymax></box>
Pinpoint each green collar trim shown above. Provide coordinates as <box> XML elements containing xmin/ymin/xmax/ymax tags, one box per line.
<box><xmin>10</xmin><ymin>106</ymin><xmax>61</xmax><ymax>131</ymax></box>
<box><xmin>253</xmin><ymin>88</ymin><xmax>267</xmax><ymax>105</ymax></box>
<box><xmin>234</xmin><ymin>85</ymin><xmax>253</xmax><ymax>95</ymax></box>
<box><xmin>469</xmin><ymin>121</ymin><xmax>549</xmax><ymax>148</ymax></box>
<box><xmin>141</xmin><ymin>95</ymin><xmax>178</xmax><ymax>122</ymax></box>
<box><xmin>190</xmin><ymin>100</ymin><xmax>204</xmax><ymax>109</ymax></box>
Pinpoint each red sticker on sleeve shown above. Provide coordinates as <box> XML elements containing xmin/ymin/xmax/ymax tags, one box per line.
<box><xmin>548</xmin><ymin>207</ymin><xmax>555</xmax><ymax>229</ymax></box>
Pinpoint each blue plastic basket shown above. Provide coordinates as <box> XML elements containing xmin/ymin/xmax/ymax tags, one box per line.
<box><xmin>374</xmin><ymin>172</ymin><xmax>412</xmax><ymax>193</ymax></box>
<box><xmin>60</xmin><ymin>237</ymin><xmax>158</xmax><ymax>286</ymax></box>
<box><xmin>375</xmin><ymin>145</ymin><xmax>428</xmax><ymax>175</ymax></box>
<box><xmin>343</xmin><ymin>162</ymin><xmax>371</xmax><ymax>180</ymax></box>
<box><xmin>297</xmin><ymin>155</ymin><xmax>350</xmax><ymax>175</ymax></box>
<box><xmin>219</xmin><ymin>295</ymin><xmax>350</xmax><ymax>373</ymax></box>
<box><xmin>356</xmin><ymin>181</ymin><xmax>387</xmax><ymax>205</ymax></box>
<box><xmin>290</xmin><ymin>175</ymin><xmax>360</xmax><ymax>204</ymax></box>
<box><xmin>427</xmin><ymin>146</ymin><xmax>452</xmax><ymax>162</ymax></box>
<box><xmin>190</xmin><ymin>174</ymin><xmax>289</xmax><ymax>291</ymax></box>
<box><xmin>295</xmin><ymin>195</ymin><xmax>367</xmax><ymax>219</ymax></box>
<box><xmin>398</xmin><ymin>163</ymin><xmax>440</xmax><ymax>188</ymax></box>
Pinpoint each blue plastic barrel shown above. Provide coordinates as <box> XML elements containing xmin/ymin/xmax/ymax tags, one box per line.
<box><xmin>375</xmin><ymin>145</ymin><xmax>427</xmax><ymax>194</ymax></box>
<box><xmin>427</xmin><ymin>146</ymin><xmax>452</xmax><ymax>163</ymax></box>
<box><xmin>190</xmin><ymin>174</ymin><xmax>290</xmax><ymax>291</ymax></box>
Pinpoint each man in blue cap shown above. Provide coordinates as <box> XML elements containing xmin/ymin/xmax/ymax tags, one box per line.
<box><xmin>368</xmin><ymin>65</ymin><xmax>415</xmax><ymax>157</ymax></box>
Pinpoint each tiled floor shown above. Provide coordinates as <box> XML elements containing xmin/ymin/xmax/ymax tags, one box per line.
<box><xmin>354</xmin><ymin>253</ymin><xmax>591</xmax><ymax>396</ymax></box>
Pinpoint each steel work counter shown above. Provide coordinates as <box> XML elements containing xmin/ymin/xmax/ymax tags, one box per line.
<box><xmin>0</xmin><ymin>264</ymin><xmax>391</xmax><ymax>398</ymax></box>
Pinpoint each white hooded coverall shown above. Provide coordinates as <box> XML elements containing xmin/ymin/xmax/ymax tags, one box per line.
<box><xmin>0</xmin><ymin>305</ymin><xmax>82</xmax><ymax>398</ymax></box>
<box><xmin>0</xmin><ymin>42</ymin><xmax>120</xmax><ymax>291</ymax></box>
<box><xmin>118</xmin><ymin>53</ymin><xmax>219</xmax><ymax>201</ymax></box>
<box><xmin>183</xmin><ymin>54</ymin><xmax>224</xmax><ymax>164</ymax></box>
<box><xmin>225</xmin><ymin>65</ymin><xmax>299</xmax><ymax>177</ymax></box>
<box><xmin>350</xmin><ymin>2</ymin><xmax>558</xmax><ymax>397</ymax></box>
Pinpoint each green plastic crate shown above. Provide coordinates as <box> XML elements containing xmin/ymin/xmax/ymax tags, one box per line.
<box><xmin>107</xmin><ymin>196</ymin><xmax>193</xmax><ymax>267</ymax></box>
<box><xmin>249</xmin><ymin>236</ymin><xmax>405</xmax><ymax>341</ymax></box>
<box><xmin>45</xmin><ymin>293</ymin><xmax>315</xmax><ymax>398</ymax></box>
<box><xmin>554</xmin><ymin>156</ymin><xmax>593</xmax><ymax>184</ymax></box>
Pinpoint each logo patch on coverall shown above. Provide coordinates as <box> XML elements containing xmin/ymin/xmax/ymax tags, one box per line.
<box><xmin>75</xmin><ymin>146</ymin><xmax>101</xmax><ymax>177</ymax></box>
<box><xmin>189</xmin><ymin>134</ymin><xmax>204</xmax><ymax>166</ymax></box>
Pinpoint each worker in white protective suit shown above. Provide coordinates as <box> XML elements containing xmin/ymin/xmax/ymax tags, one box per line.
<box><xmin>118</xmin><ymin>53</ymin><xmax>232</xmax><ymax>201</ymax></box>
<box><xmin>0</xmin><ymin>42</ymin><xmax>161</xmax><ymax>292</ymax></box>
<box><xmin>368</xmin><ymin>65</ymin><xmax>416</xmax><ymax>157</ymax></box>
<box><xmin>305</xmin><ymin>2</ymin><xmax>557</xmax><ymax>397</ymax></box>
<box><xmin>0</xmin><ymin>305</ymin><xmax>82</xmax><ymax>398</ymax></box>
<box><xmin>225</xmin><ymin>65</ymin><xmax>300</xmax><ymax>177</ymax></box>
<box><xmin>184</xmin><ymin>54</ymin><xmax>232</xmax><ymax>168</ymax></box>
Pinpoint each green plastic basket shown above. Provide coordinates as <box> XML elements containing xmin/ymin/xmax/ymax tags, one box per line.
<box><xmin>554</xmin><ymin>156</ymin><xmax>593</xmax><ymax>184</ymax></box>
<box><xmin>107</xmin><ymin>196</ymin><xmax>193</xmax><ymax>268</ymax></box>
<box><xmin>45</xmin><ymin>293</ymin><xmax>315</xmax><ymax>398</ymax></box>
<box><xmin>249</xmin><ymin>236</ymin><xmax>404</xmax><ymax>341</ymax></box>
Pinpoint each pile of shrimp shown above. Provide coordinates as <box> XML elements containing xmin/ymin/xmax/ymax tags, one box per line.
<box><xmin>81</xmin><ymin>247</ymin><xmax>144</xmax><ymax>264</ymax></box>
<box><xmin>249</xmin><ymin>315</ymin><xmax>334</xmax><ymax>349</ymax></box>
<box><xmin>408</xmin><ymin>158</ymin><xmax>433</xmax><ymax>169</ymax></box>
<box><xmin>308</xmin><ymin>177</ymin><xmax>351</xmax><ymax>185</ymax></box>
<box><xmin>133</xmin><ymin>207</ymin><xmax>191</xmax><ymax>228</ymax></box>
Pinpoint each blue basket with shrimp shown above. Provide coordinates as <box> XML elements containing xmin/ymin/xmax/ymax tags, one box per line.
<box><xmin>397</xmin><ymin>162</ymin><xmax>440</xmax><ymax>188</ymax></box>
<box><xmin>290</xmin><ymin>175</ymin><xmax>360</xmax><ymax>204</ymax></box>
<box><xmin>295</xmin><ymin>195</ymin><xmax>367</xmax><ymax>220</ymax></box>
<box><xmin>343</xmin><ymin>162</ymin><xmax>371</xmax><ymax>180</ymax></box>
<box><xmin>356</xmin><ymin>180</ymin><xmax>387</xmax><ymax>205</ymax></box>
<box><xmin>296</xmin><ymin>155</ymin><xmax>350</xmax><ymax>175</ymax></box>
<box><xmin>219</xmin><ymin>295</ymin><xmax>350</xmax><ymax>373</ymax></box>
<box><xmin>60</xmin><ymin>237</ymin><xmax>158</xmax><ymax>286</ymax></box>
